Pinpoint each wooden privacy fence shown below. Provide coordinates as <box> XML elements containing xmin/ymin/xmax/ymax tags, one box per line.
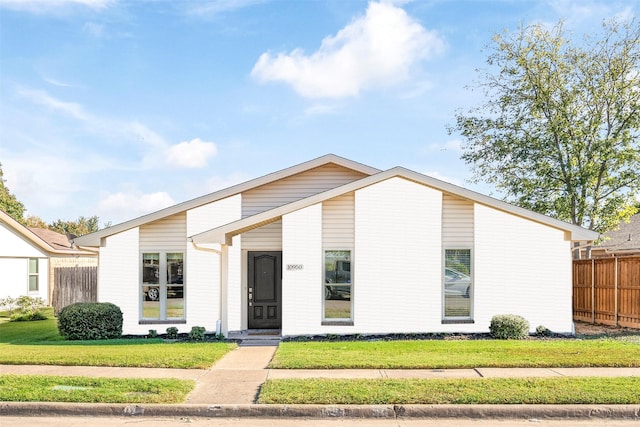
<box><xmin>573</xmin><ymin>256</ymin><xmax>640</xmax><ymax>328</ymax></box>
<box><xmin>52</xmin><ymin>266</ymin><xmax>98</xmax><ymax>315</ymax></box>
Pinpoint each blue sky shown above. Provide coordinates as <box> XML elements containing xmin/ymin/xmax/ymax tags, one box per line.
<box><xmin>1</xmin><ymin>0</ymin><xmax>638</xmax><ymax>225</ymax></box>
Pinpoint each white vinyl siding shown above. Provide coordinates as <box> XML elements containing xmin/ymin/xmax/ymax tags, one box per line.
<box><xmin>474</xmin><ymin>203</ymin><xmax>573</xmax><ymax>333</ymax></box>
<box><xmin>442</xmin><ymin>194</ymin><xmax>474</xmax><ymax>247</ymax></box>
<box><xmin>322</xmin><ymin>192</ymin><xmax>354</xmax><ymax>249</ymax></box>
<box><xmin>242</xmin><ymin>164</ymin><xmax>367</xmax><ymax>218</ymax></box>
<box><xmin>140</xmin><ymin>213</ymin><xmax>186</xmax><ymax>252</ymax></box>
<box><xmin>242</xmin><ymin>220</ymin><xmax>282</xmax><ymax>250</ymax></box>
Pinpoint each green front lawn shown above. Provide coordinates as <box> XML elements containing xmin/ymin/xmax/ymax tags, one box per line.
<box><xmin>272</xmin><ymin>339</ymin><xmax>640</xmax><ymax>369</ymax></box>
<box><xmin>259</xmin><ymin>377</ymin><xmax>640</xmax><ymax>404</ymax></box>
<box><xmin>0</xmin><ymin>308</ymin><xmax>236</xmax><ymax>369</ymax></box>
<box><xmin>0</xmin><ymin>375</ymin><xmax>194</xmax><ymax>403</ymax></box>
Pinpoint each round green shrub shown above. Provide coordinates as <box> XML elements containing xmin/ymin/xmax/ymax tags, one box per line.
<box><xmin>58</xmin><ymin>302</ymin><xmax>123</xmax><ymax>340</ymax></box>
<box><xmin>489</xmin><ymin>314</ymin><xmax>530</xmax><ymax>339</ymax></box>
<box><xmin>189</xmin><ymin>326</ymin><xmax>206</xmax><ymax>341</ymax></box>
<box><xmin>536</xmin><ymin>325</ymin><xmax>552</xmax><ymax>337</ymax></box>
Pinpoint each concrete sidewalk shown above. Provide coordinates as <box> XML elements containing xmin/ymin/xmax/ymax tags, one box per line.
<box><xmin>3</xmin><ymin>344</ymin><xmax>640</xmax><ymax>405</ymax></box>
<box><xmin>2</xmin><ymin>344</ymin><xmax>640</xmax><ymax>420</ymax></box>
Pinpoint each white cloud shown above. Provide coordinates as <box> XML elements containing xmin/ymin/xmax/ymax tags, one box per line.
<box><xmin>15</xmin><ymin>87</ymin><xmax>217</xmax><ymax>170</ymax></box>
<box><xmin>251</xmin><ymin>1</ymin><xmax>444</xmax><ymax>98</ymax></box>
<box><xmin>165</xmin><ymin>138</ymin><xmax>218</xmax><ymax>169</ymax></box>
<box><xmin>97</xmin><ymin>191</ymin><xmax>175</xmax><ymax>223</ymax></box>
<box><xmin>16</xmin><ymin>87</ymin><xmax>89</xmax><ymax>120</ymax></box>
<box><xmin>0</xmin><ymin>0</ymin><xmax>114</xmax><ymax>12</ymax></box>
<box><xmin>187</xmin><ymin>0</ymin><xmax>267</xmax><ymax>17</ymax></box>
<box><xmin>43</xmin><ymin>77</ymin><xmax>74</xmax><ymax>88</ymax></box>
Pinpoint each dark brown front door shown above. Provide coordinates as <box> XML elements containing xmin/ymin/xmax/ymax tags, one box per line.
<box><xmin>248</xmin><ymin>251</ymin><xmax>282</xmax><ymax>329</ymax></box>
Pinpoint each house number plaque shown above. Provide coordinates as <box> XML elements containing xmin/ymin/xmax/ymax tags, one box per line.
<box><xmin>286</xmin><ymin>264</ymin><xmax>303</xmax><ymax>270</ymax></box>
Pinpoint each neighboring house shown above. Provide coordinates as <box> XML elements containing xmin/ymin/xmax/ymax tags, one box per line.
<box><xmin>73</xmin><ymin>154</ymin><xmax>598</xmax><ymax>337</ymax></box>
<box><xmin>588</xmin><ymin>214</ymin><xmax>640</xmax><ymax>258</ymax></box>
<box><xmin>0</xmin><ymin>210</ymin><xmax>97</xmax><ymax>304</ymax></box>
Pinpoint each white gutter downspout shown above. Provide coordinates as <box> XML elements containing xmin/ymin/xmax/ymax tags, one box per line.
<box><xmin>190</xmin><ymin>241</ymin><xmax>225</xmax><ymax>337</ymax></box>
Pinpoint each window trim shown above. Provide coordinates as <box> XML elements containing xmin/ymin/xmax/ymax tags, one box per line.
<box><xmin>442</xmin><ymin>247</ymin><xmax>473</xmax><ymax>321</ymax></box>
<box><xmin>28</xmin><ymin>258</ymin><xmax>39</xmax><ymax>293</ymax></box>
<box><xmin>140</xmin><ymin>251</ymin><xmax>185</xmax><ymax>322</ymax></box>
<box><xmin>322</xmin><ymin>249</ymin><xmax>353</xmax><ymax>323</ymax></box>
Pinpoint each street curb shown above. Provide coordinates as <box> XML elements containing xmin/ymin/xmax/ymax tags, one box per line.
<box><xmin>1</xmin><ymin>403</ymin><xmax>639</xmax><ymax>419</ymax></box>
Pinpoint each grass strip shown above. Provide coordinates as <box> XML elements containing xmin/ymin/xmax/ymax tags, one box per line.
<box><xmin>272</xmin><ymin>339</ymin><xmax>640</xmax><ymax>369</ymax></box>
<box><xmin>0</xmin><ymin>375</ymin><xmax>194</xmax><ymax>404</ymax></box>
<box><xmin>0</xmin><ymin>342</ymin><xmax>236</xmax><ymax>369</ymax></box>
<box><xmin>258</xmin><ymin>377</ymin><xmax>640</xmax><ymax>405</ymax></box>
<box><xmin>0</xmin><ymin>309</ymin><xmax>236</xmax><ymax>369</ymax></box>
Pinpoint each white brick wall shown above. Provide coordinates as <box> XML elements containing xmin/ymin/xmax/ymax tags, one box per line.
<box><xmin>99</xmin><ymin>228</ymin><xmax>140</xmax><ymax>333</ymax></box>
<box><xmin>281</xmin><ymin>204</ymin><xmax>323</xmax><ymax>336</ymax></box>
<box><xmin>474</xmin><ymin>204</ymin><xmax>573</xmax><ymax>333</ymax></box>
<box><xmin>353</xmin><ymin>177</ymin><xmax>443</xmax><ymax>334</ymax></box>
<box><xmin>187</xmin><ymin>195</ymin><xmax>242</xmax><ymax>334</ymax></box>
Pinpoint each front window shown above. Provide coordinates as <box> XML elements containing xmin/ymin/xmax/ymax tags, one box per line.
<box><xmin>141</xmin><ymin>252</ymin><xmax>184</xmax><ymax>321</ymax></box>
<box><xmin>324</xmin><ymin>250</ymin><xmax>352</xmax><ymax>320</ymax></box>
<box><xmin>28</xmin><ymin>258</ymin><xmax>39</xmax><ymax>292</ymax></box>
<box><xmin>444</xmin><ymin>249</ymin><xmax>472</xmax><ymax>318</ymax></box>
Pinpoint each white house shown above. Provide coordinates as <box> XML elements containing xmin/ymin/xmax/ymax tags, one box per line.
<box><xmin>0</xmin><ymin>210</ymin><xmax>97</xmax><ymax>304</ymax></box>
<box><xmin>73</xmin><ymin>155</ymin><xmax>599</xmax><ymax>337</ymax></box>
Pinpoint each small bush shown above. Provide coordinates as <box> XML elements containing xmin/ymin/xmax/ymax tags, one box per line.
<box><xmin>148</xmin><ymin>329</ymin><xmax>158</xmax><ymax>338</ymax></box>
<box><xmin>1</xmin><ymin>296</ymin><xmax>46</xmax><ymax>321</ymax></box>
<box><xmin>189</xmin><ymin>326</ymin><xmax>206</xmax><ymax>341</ymax></box>
<box><xmin>12</xmin><ymin>311</ymin><xmax>47</xmax><ymax>322</ymax></box>
<box><xmin>166</xmin><ymin>327</ymin><xmax>179</xmax><ymax>339</ymax></box>
<box><xmin>536</xmin><ymin>325</ymin><xmax>552</xmax><ymax>337</ymax></box>
<box><xmin>0</xmin><ymin>296</ymin><xmax>18</xmax><ymax>314</ymax></box>
<box><xmin>489</xmin><ymin>314</ymin><xmax>530</xmax><ymax>340</ymax></box>
<box><xmin>58</xmin><ymin>302</ymin><xmax>123</xmax><ymax>340</ymax></box>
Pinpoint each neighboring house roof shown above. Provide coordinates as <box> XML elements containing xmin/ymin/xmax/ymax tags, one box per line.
<box><xmin>592</xmin><ymin>214</ymin><xmax>640</xmax><ymax>255</ymax></box>
<box><xmin>29</xmin><ymin>227</ymin><xmax>76</xmax><ymax>251</ymax></box>
<box><xmin>191</xmin><ymin>166</ymin><xmax>599</xmax><ymax>245</ymax></box>
<box><xmin>74</xmin><ymin>154</ymin><xmax>599</xmax><ymax>247</ymax></box>
<box><xmin>73</xmin><ymin>154</ymin><xmax>381</xmax><ymax>247</ymax></box>
<box><xmin>0</xmin><ymin>210</ymin><xmax>96</xmax><ymax>256</ymax></box>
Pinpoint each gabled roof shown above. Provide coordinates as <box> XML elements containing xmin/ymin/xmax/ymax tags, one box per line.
<box><xmin>73</xmin><ymin>154</ymin><xmax>381</xmax><ymax>247</ymax></box>
<box><xmin>0</xmin><ymin>210</ymin><xmax>96</xmax><ymax>256</ymax></box>
<box><xmin>593</xmin><ymin>214</ymin><xmax>640</xmax><ymax>254</ymax></box>
<box><xmin>191</xmin><ymin>167</ymin><xmax>599</xmax><ymax>245</ymax></box>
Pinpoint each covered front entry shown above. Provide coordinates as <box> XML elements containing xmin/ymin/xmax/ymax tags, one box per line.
<box><xmin>247</xmin><ymin>251</ymin><xmax>282</xmax><ymax>329</ymax></box>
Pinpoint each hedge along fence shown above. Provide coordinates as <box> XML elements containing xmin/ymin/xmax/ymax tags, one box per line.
<box><xmin>573</xmin><ymin>256</ymin><xmax>640</xmax><ymax>328</ymax></box>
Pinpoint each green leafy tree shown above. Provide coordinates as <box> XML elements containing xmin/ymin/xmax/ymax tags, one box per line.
<box><xmin>49</xmin><ymin>215</ymin><xmax>107</xmax><ymax>236</ymax></box>
<box><xmin>0</xmin><ymin>162</ymin><xmax>25</xmax><ymax>222</ymax></box>
<box><xmin>24</xmin><ymin>215</ymin><xmax>48</xmax><ymax>229</ymax></box>
<box><xmin>451</xmin><ymin>18</ymin><xmax>640</xmax><ymax>241</ymax></box>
